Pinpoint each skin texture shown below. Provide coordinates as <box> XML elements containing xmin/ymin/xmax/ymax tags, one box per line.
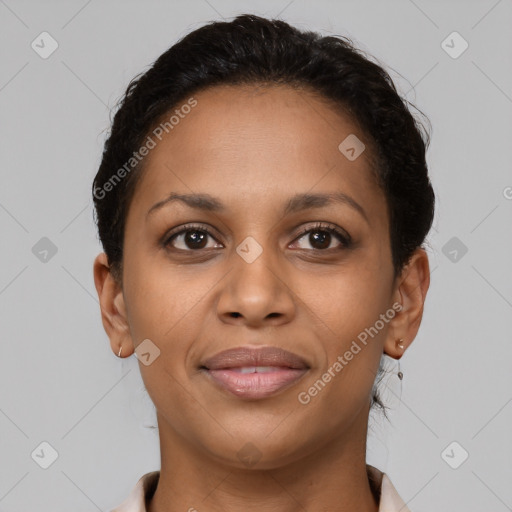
<box><xmin>93</xmin><ymin>84</ymin><xmax>430</xmax><ymax>512</ymax></box>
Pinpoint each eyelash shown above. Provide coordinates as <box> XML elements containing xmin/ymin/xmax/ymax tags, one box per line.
<box><xmin>163</xmin><ymin>222</ymin><xmax>351</xmax><ymax>253</ymax></box>
<box><xmin>295</xmin><ymin>223</ymin><xmax>351</xmax><ymax>248</ymax></box>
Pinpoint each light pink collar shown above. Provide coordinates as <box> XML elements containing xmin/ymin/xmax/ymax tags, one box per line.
<box><xmin>111</xmin><ymin>465</ymin><xmax>411</xmax><ymax>512</ymax></box>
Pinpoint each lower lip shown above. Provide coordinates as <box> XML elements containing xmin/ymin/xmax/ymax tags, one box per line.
<box><xmin>204</xmin><ymin>367</ymin><xmax>308</xmax><ymax>399</ymax></box>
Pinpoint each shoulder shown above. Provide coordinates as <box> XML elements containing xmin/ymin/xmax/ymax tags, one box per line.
<box><xmin>110</xmin><ymin>471</ymin><xmax>160</xmax><ymax>512</ymax></box>
<box><xmin>367</xmin><ymin>464</ymin><xmax>411</xmax><ymax>512</ymax></box>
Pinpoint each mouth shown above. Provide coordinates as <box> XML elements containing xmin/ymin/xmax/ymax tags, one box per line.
<box><xmin>200</xmin><ymin>346</ymin><xmax>310</xmax><ymax>400</ymax></box>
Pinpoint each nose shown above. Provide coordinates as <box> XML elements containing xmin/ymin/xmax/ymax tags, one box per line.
<box><xmin>216</xmin><ymin>243</ymin><xmax>296</xmax><ymax>328</ymax></box>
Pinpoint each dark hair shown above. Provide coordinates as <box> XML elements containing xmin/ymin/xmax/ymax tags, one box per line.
<box><xmin>92</xmin><ymin>14</ymin><xmax>435</xmax><ymax>415</ymax></box>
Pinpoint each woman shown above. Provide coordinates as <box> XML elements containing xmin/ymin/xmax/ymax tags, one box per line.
<box><xmin>92</xmin><ymin>13</ymin><xmax>434</xmax><ymax>512</ymax></box>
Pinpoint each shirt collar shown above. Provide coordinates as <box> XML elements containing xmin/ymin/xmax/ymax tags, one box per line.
<box><xmin>111</xmin><ymin>465</ymin><xmax>410</xmax><ymax>512</ymax></box>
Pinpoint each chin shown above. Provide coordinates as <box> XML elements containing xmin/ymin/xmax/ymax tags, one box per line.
<box><xmin>202</xmin><ymin>429</ymin><xmax>312</xmax><ymax>471</ymax></box>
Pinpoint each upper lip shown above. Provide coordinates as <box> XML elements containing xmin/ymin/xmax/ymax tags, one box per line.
<box><xmin>201</xmin><ymin>346</ymin><xmax>309</xmax><ymax>370</ymax></box>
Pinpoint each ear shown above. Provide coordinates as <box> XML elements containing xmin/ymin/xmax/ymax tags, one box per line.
<box><xmin>383</xmin><ymin>248</ymin><xmax>430</xmax><ymax>360</ymax></box>
<box><xmin>93</xmin><ymin>253</ymin><xmax>134</xmax><ymax>357</ymax></box>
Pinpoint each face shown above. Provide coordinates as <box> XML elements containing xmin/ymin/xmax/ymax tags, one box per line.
<box><xmin>106</xmin><ymin>84</ymin><xmax>404</xmax><ymax>468</ymax></box>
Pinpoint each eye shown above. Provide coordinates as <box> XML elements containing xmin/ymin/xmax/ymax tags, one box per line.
<box><xmin>163</xmin><ymin>222</ymin><xmax>351</xmax><ymax>253</ymax></box>
<box><xmin>291</xmin><ymin>222</ymin><xmax>351</xmax><ymax>251</ymax></box>
<box><xmin>164</xmin><ymin>224</ymin><xmax>222</xmax><ymax>251</ymax></box>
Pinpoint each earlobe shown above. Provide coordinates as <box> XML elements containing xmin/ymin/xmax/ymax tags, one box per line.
<box><xmin>93</xmin><ymin>253</ymin><xmax>134</xmax><ymax>357</ymax></box>
<box><xmin>385</xmin><ymin>338</ymin><xmax>406</xmax><ymax>361</ymax></box>
<box><xmin>383</xmin><ymin>248</ymin><xmax>430</xmax><ymax>359</ymax></box>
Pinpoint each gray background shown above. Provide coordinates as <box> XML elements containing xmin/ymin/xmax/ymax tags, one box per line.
<box><xmin>1</xmin><ymin>0</ymin><xmax>511</xmax><ymax>510</ymax></box>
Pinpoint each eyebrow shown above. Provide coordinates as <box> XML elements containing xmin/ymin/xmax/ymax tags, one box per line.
<box><xmin>146</xmin><ymin>191</ymin><xmax>368</xmax><ymax>222</ymax></box>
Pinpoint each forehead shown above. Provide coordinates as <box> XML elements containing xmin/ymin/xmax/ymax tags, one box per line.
<box><xmin>127</xmin><ymin>83</ymin><xmax>385</xmax><ymax>223</ymax></box>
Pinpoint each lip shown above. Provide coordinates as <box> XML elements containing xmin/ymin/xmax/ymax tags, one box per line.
<box><xmin>200</xmin><ymin>346</ymin><xmax>309</xmax><ymax>400</ymax></box>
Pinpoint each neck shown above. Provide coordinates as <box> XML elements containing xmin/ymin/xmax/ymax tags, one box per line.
<box><xmin>148</xmin><ymin>406</ymin><xmax>379</xmax><ymax>512</ymax></box>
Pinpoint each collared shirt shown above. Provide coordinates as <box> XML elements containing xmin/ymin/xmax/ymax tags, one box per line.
<box><xmin>111</xmin><ymin>464</ymin><xmax>410</xmax><ymax>512</ymax></box>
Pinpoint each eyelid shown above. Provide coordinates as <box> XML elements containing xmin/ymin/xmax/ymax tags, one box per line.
<box><xmin>163</xmin><ymin>221</ymin><xmax>352</xmax><ymax>251</ymax></box>
<box><xmin>295</xmin><ymin>222</ymin><xmax>351</xmax><ymax>243</ymax></box>
<box><xmin>163</xmin><ymin>223</ymin><xmax>222</xmax><ymax>246</ymax></box>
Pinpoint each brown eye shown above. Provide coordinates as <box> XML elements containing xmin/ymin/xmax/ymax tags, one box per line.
<box><xmin>164</xmin><ymin>225</ymin><xmax>222</xmax><ymax>251</ymax></box>
<box><xmin>305</xmin><ymin>230</ymin><xmax>332</xmax><ymax>250</ymax></box>
<box><xmin>292</xmin><ymin>223</ymin><xmax>351</xmax><ymax>251</ymax></box>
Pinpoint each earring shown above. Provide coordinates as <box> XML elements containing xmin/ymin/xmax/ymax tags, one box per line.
<box><xmin>118</xmin><ymin>346</ymin><xmax>122</xmax><ymax>357</ymax></box>
<box><xmin>396</xmin><ymin>339</ymin><xmax>404</xmax><ymax>380</ymax></box>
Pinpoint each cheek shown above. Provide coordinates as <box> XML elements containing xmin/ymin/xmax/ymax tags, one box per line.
<box><xmin>297</xmin><ymin>294</ymin><xmax>386</xmax><ymax>426</ymax></box>
<box><xmin>293</xmin><ymin>254</ymin><xmax>392</xmax><ymax>402</ymax></box>
<box><xmin>123</xmin><ymin>266</ymin><xmax>206</xmax><ymax>425</ymax></box>
<box><xmin>122</xmin><ymin>246</ymin><xmax>200</xmax><ymax>342</ymax></box>
<box><xmin>122</xmin><ymin>254</ymin><xmax>222</xmax><ymax>394</ymax></box>
<box><xmin>298</xmin><ymin>261</ymin><xmax>392</xmax><ymax>342</ymax></box>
